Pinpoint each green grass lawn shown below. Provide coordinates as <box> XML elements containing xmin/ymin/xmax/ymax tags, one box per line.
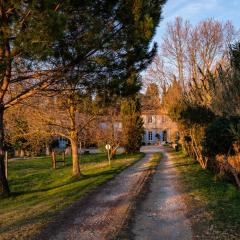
<box><xmin>169</xmin><ymin>149</ymin><xmax>240</xmax><ymax>238</ymax></box>
<box><xmin>0</xmin><ymin>152</ymin><xmax>144</xmax><ymax>240</ymax></box>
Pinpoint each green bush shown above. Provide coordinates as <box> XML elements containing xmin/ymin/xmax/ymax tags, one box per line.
<box><xmin>204</xmin><ymin>116</ymin><xmax>240</xmax><ymax>157</ymax></box>
<box><xmin>225</xmin><ymin>184</ymin><xmax>239</xmax><ymax>200</ymax></box>
<box><xmin>169</xmin><ymin>103</ymin><xmax>215</xmax><ymax>126</ymax></box>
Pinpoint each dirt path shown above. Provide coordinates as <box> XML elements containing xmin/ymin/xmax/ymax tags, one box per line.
<box><xmin>33</xmin><ymin>152</ymin><xmax>155</xmax><ymax>240</ymax></box>
<box><xmin>131</xmin><ymin>147</ymin><xmax>193</xmax><ymax>240</ymax></box>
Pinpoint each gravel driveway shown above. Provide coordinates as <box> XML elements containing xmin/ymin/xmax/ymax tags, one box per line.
<box><xmin>33</xmin><ymin>152</ymin><xmax>155</xmax><ymax>240</ymax></box>
<box><xmin>131</xmin><ymin>147</ymin><xmax>193</xmax><ymax>240</ymax></box>
<box><xmin>33</xmin><ymin>146</ymin><xmax>193</xmax><ymax>240</ymax></box>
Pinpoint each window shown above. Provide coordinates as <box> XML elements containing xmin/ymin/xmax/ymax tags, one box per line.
<box><xmin>163</xmin><ymin>130</ymin><xmax>167</xmax><ymax>141</ymax></box>
<box><xmin>114</xmin><ymin>122</ymin><xmax>121</xmax><ymax>129</ymax></box>
<box><xmin>100</xmin><ymin>122</ymin><xmax>107</xmax><ymax>129</ymax></box>
<box><xmin>148</xmin><ymin>131</ymin><xmax>153</xmax><ymax>141</ymax></box>
<box><xmin>147</xmin><ymin>116</ymin><xmax>153</xmax><ymax>123</ymax></box>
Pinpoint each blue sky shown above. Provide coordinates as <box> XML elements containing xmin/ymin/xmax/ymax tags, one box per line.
<box><xmin>154</xmin><ymin>0</ymin><xmax>240</xmax><ymax>44</ymax></box>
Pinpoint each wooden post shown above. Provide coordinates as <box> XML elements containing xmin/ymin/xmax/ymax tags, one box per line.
<box><xmin>107</xmin><ymin>148</ymin><xmax>111</xmax><ymax>166</ymax></box>
<box><xmin>79</xmin><ymin>141</ymin><xmax>81</xmax><ymax>163</ymax></box>
<box><xmin>52</xmin><ymin>150</ymin><xmax>56</xmax><ymax>169</ymax></box>
<box><xmin>62</xmin><ymin>151</ymin><xmax>65</xmax><ymax>166</ymax></box>
<box><xmin>105</xmin><ymin>144</ymin><xmax>111</xmax><ymax>166</ymax></box>
<box><xmin>5</xmin><ymin>151</ymin><xmax>8</xmax><ymax>179</ymax></box>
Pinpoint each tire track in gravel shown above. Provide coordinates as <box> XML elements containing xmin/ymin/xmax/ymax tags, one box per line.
<box><xmin>32</xmin><ymin>152</ymin><xmax>155</xmax><ymax>240</ymax></box>
<box><xmin>131</xmin><ymin>147</ymin><xmax>193</xmax><ymax>240</ymax></box>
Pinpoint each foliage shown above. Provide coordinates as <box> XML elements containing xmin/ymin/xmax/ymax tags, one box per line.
<box><xmin>155</xmin><ymin>133</ymin><xmax>160</xmax><ymax>140</ymax></box>
<box><xmin>170</xmin><ymin>103</ymin><xmax>215</xmax><ymax>127</ymax></box>
<box><xmin>181</xmin><ymin>105</ymin><xmax>215</xmax><ymax>126</ymax></box>
<box><xmin>209</xmin><ymin>42</ymin><xmax>240</xmax><ymax>116</ymax></box>
<box><xmin>204</xmin><ymin>116</ymin><xmax>240</xmax><ymax>157</ymax></box>
<box><xmin>0</xmin><ymin>0</ymin><xmax>167</xmax><ymax>195</ymax></box>
<box><xmin>231</xmin><ymin>42</ymin><xmax>240</xmax><ymax>71</ymax></box>
<box><xmin>121</xmin><ymin>96</ymin><xmax>145</xmax><ymax>153</ymax></box>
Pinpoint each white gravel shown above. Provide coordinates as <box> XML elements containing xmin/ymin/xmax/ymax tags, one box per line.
<box><xmin>132</xmin><ymin>147</ymin><xmax>193</xmax><ymax>240</ymax></box>
<box><xmin>36</xmin><ymin>152</ymin><xmax>154</xmax><ymax>240</ymax></box>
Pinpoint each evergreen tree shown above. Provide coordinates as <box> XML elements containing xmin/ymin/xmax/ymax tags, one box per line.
<box><xmin>142</xmin><ymin>83</ymin><xmax>161</xmax><ymax>111</ymax></box>
<box><xmin>0</xmin><ymin>0</ymin><xmax>66</xmax><ymax>197</ymax></box>
<box><xmin>0</xmin><ymin>0</ymin><xmax>167</xmax><ymax>196</ymax></box>
<box><xmin>121</xmin><ymin>95</ymin><xmax>144</xmax><ymax>153</ymax></box>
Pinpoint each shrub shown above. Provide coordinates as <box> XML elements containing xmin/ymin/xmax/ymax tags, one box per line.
<box><xmin>204</xmin><ymin>116</ymin><xmax>240</xmax><ymax>157</ymax></box>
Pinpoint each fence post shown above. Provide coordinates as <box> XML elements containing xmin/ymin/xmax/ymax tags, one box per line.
<box><xmin>5</xmin><ymin>151</ymin><xmax>8</xmax><ymax>179</ymax></box>
<box><xmin>62</xmin><ymin>151</ymin><xmax>65</xmax><ymax>166</ymax></box>
<box><xmin>52</xmin><ymin>150</ymin><xmax>56</xmax><ymax>169</ymax></box>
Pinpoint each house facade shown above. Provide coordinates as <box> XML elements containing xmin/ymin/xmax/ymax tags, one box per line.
<box><xmin>141</xmin><ymin>83</ymin><xmax>178</xmax><ymax>145</ymax></box>
<box><xmin>142</xmin><ymin>110</ymin><xmax>178</xmax><ymax>145</ymax></box>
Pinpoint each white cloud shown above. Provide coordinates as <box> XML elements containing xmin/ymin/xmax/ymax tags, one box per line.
<box><xmin>163</xmin><ymin>0</ymin><xmax>220</xmax><ymax>23</ymax></box>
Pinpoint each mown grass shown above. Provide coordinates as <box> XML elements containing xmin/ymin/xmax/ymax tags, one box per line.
<box><xmin>169</xmin><ymin>149</ymin><xmax>240</xmax><ymax>237</ymax></box>
<box><xmin>0</xmin><ymin>152</ymin><xmax>144</xmax><ymax>240</ymax></box>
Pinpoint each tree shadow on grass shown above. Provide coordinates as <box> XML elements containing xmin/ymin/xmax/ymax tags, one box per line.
<box><xmin>10</xmin><ymin>168</ymin><xmax>118</xmax><ymax>196</ymax></box>
<box><xmin>0</xmin><ymin>172</ymin><xmax>119</xmax><ymax>238</ymax></box>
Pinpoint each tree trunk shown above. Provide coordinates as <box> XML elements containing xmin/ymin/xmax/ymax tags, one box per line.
<box><xmin>0</xmin><ymin>107</ymin><xmax>10</xmax><ymax>197</ymax></box>
<box><xmin>71</xmin><ymin>132</ymin><xmax>80</xmax><ymax>177</ymax></box>
<box><xmin>0</xmin><ymin>6</ymin><xmax>12</xmax><ymax>196</ymax></box>
<box><xmin>191</xmin><ymin>134</ymin><xmax>208</xmax><ymax>169</ymax></box>
<box><xmin>68</xmin><ymin>96</ymin><xmax>80</xmax><ymax>176</ymax></box>
<box><xmin>14</xmin><ymin>149</ymin><xmax>19</xmax><ymax>157</ymax></box>
<box><xmin>20</xmin><ymin>149</ymin><xmax>25</xmax><ymax>157</ymax></box>
<box><xmin>45</xmin><ymin>144</ymin><xmax>50</xmax><ymax>155</ymax></box>
<box><xmin>65</xmin><ymin>146</ymin><xmax>71</xmax><ymax>155</ymax></box>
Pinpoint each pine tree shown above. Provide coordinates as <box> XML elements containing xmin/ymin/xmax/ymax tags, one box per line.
<box><xmin>0</xmin><ymin>0</ymin><xmax>167</xmax><ymax>196</ymax></box>
<box><xmin>0</xmin><ymin>0</ymin><xmax>66</xmax><ymax>197</ymax></box>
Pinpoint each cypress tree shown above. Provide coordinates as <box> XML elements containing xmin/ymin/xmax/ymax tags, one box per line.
<box><xmin>121</xmin><ymin>95</ymin><xmax>145</xmax><ymax>153</ymax></box>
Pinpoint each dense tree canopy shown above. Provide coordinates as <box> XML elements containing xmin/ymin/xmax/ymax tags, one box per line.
<box><xmin>0</xmin><ymin>0</ymin><xmax>167</xmax><ymax>196</ymax></box>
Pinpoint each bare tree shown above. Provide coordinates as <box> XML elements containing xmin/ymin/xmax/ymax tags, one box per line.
<box><xmin>159</xmin><ymin>18</ymin><xmax>238</xmax><ymax>93</ymax></box>
<box><xmin>143</xmin><ymin>55</ymin><xmax>170</xmax><ymax>93</ymax></box>
<box><xmin>93</xmin><ymin>107</ymin><xmax>122</xmax><ymax>157</ymax></box>
<box><xmin>5</xmin><ymin>104</ymin><xmax>52</xmax><ymax>157</ymax></box>
<box><xmin>161</xmin><ymin>17</ymin><xmax>190</xmax><ymax>88</ymax></box>
<box><xmin>21</xmin><ymin>89</ymin><xmax>99</xmax><ymax>176</ymax></box>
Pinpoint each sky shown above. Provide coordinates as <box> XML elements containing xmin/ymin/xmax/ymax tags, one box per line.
<box><xmin>154</xmin><ymin>0</ymin><xmax>240</xmax><ymax>45</ymax></box>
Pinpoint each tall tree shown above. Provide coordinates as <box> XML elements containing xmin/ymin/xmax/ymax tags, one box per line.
<box><xmin>0</xmin><ymin>0</ymin><xmax>167</xmax><ymax>195</ymax></box>
<box><xmin>25</xmin><ymin>90</ymin><xmax>97</xmax><ymax>177</ymax></box>
<box><xmin>159</xmin><ymin>18</ymin><xmax>238</xmax><ymax>91</ymax></box>
<box><xmin>162</xmin><ymin>17</ymin><xmax>190</xmax><ymax>88</ymax></box>
<box><xmin>209</xmin><ymin>42</ymin><xmax>240</xmax><ymax>116</ymax></box>
<box><xmin>141</xmin><ymin>83</ymin><xmax>161</xmax><ymax>111</ymax></box>
<box><xmin>121</xmin><ymin>95</ymin><xmax>144</xmax><ymax>153</ymax></box>
<box><xmin>44</xmin><ymin>0</ymin><xmax>166</xmax><ymax>176</ymax></box>
<box><xmin>0</xmin><ymin>0</ymin><xmax>66</xmax><ymax>196</ymax></box>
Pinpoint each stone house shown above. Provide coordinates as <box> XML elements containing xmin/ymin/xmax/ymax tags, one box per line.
<box><xmin>142</xmin><ymin>109</ymin><xmax>178</xmax><ymax>145</ymax></box>
<box><xmin>141</xmin><ymin>83</ymin><xmax>178</xmax><ymax>145</ymax></box>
